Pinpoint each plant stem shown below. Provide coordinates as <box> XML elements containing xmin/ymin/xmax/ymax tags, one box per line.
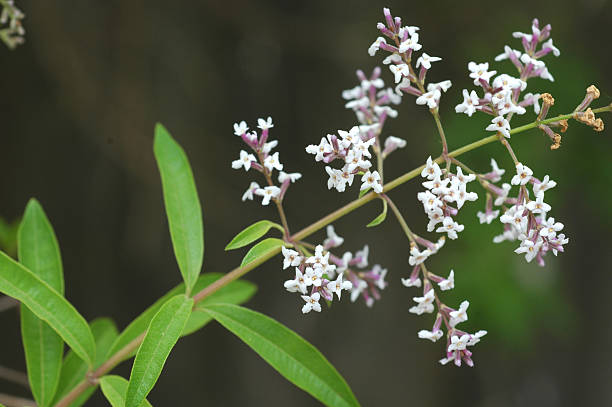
<box><xmin>0</xmin><ymin>393</ymin><xmax>35</xmax><ymax>407</ymax></box>
<box><xmin>51</xmin><ymin>107</ymin><xmax>610</xmax><ymax>407</ymax></box>
<box><xmin>0</xmin><ymin>366</ymin><xmax>29</xmax><ymax>389</ymax></box>
<box><xmin>382</xmin><ymin>194</ymin><xmax>416</xmax><ymax>244</ymax></box>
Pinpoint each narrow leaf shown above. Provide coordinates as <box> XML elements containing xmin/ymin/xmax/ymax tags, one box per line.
<box><xmin>18</xmin><ymin>199</ymin><xmax>65</xmax><ymax>407</ymax></box>
<box><xmin>126</xmin><ymin>294</ymin><xmax>193</xmax><ymax>407</ymax></box>
<box><xmin>358</xmin><ymin>187</ymin><xmax>370</xmax><ymax>198</ymax></box>
<box><xmin>225</xmin><ymin>220</ymin><xmax>282</xmax><ymax>251</ymax></box>
<box><xmin>154</xmin><ymin>123</ymin><xmax>204</xmax><ymax>295</ymax></box>
<box><xmin>108</xmin><ymin>273</ymin><xmax>256</xmax><ymax>360</ymax></box>
<box><xmin>240</xmin><ymin>238</ymin><xmax>285</xmax><ymax>267</ymax></box>
<box><xmin>202</xmin><ymin>304</ymin><xmax>360</xmax><ymax>407</ymax></box>
<box><xmin>100</xmin><ymin>375</ymin><xmax>152</xmax><ymax>407</ymax></box>
<box><xmin>53</xmin><ymin>318</ymin><xmax>119</xmax><ymax>407</ymax></box>
<box><xmin>0</xmin><ymin>252</ymin><xmax>95</xmax><ymax>366</ymax></box>
<box><xmin>366</xmin><ymin>199</ymin><xmax>387</xmax><ymax>227</ymax></box>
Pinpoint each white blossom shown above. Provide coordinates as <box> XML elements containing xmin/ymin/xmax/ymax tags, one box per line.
<box><xmin>368</xmin><ymin>36</ymin><xmax>387</xmax><ymax>56</ymax></box>
<box><xmin>361</xmin><ymin>170</ymin><xmax>383</xmax><ymax>193</ymax></box>
<box><xmin>232</xmin><ymin>150</ymin><xmax>256</xmax><ymax>171</ymax></box>
<box><xmin>264</xmin><ymin>152</ymin><xmax>283</xmax><ymax>172</ymax></box>
<box><xmin>468</xmin><ymin>61</ymin><xmax>497</xmax><ymax>85</ymax></box>
<box><xmin>257</xmin><ymin>116</ymin><xmax>274</xmax><ymax>130</ymax></box>
<box><xmin>533</xmin><ymin>175</ymin><xmax>556</xmax><ymax>195</ymax></box>
<box><xmin>526</xmin><ymin>192</ymin><xmax>551</xmax><ymax>214</ymax></box>
<box><xmin>301</xmin><ymin>292</ymin><xmax>321</xmax><ymax>313</ymax></box>
<box><xmin>448</xmin><ymin>334</ymin><xmax>470</xmax><ymax>351</ymax></box>
<box><xmin>241</xmin><ymin>181</ymin><xmax>260</xmax><ymax>201</ymax></box>
<box><xmin>233</xmin><ymin>121</ymin><xmax>249</xmax><ymax>136</ymax></box>
<box><xmin>418</xmin><ymin>329</ymin><xmax>444</xmax><ymax>342</ymax></box>
<box><xmin>323</xmin><ymin>225</ymin><xmax>344</xmax><ymax>248</ymax></box>
<box><xmin>486</xmin><ymin>115</ymin><xmax>511</xmax><ymax>139</ymax></box>
<box><xmin>416</xmin><ymin>53</ymin><xmax>441</xmax><ymax>69</ymax></box>
<box><xmin>455</xmin><ymin>89</ymin><xmax>479</xmax><ymax>117</ymax></box>
<box><xmin>327</xmin><ymin>273</ymin><xmax>352</xmax><ymax>300</ymax></box>
<box><xmin>511</xmin><ymin>163</ymin><xmax>533</xmax><ymax>186</ymax></box>
<box><xmin>278</xmin><ymin>171</ymin><xmax>302</xmax><ymax>184</ymax></box>
<box><xmin>409</xmin><ymin>289</ymin><xmax>435</xmax><ymax>315</ymax></box>
<box><xmin>281</xmin><ymin>246</ymin><xmax>302</xmax><ymax>269</ymax></box>
<box><xmin>255</xmin><ymin>186</ymin><xmax>280</xmax><ymax>205</ymax></box>
<box><xmin>436</xmin><ymin>217</ymin><xmax>465</xmax><ymax>240</ymax></box>
<box><xmin>449</xmin><ymin>300</ymin><xmax>469</xmax><ymax>327</ymax></box>
<box><xmin>398</xmin><ymin>33</ymin><xmax>422</xmax><ymax>52</ymax></box>
<box><xmin>284</xmin><ymin>268</ymin><xmax>308</xmax><ymax>294</ymax></box>
<box><xmin>438</xmin><ymin>269</ymin><xmax>455</xmax><ymax>291</ymax></box>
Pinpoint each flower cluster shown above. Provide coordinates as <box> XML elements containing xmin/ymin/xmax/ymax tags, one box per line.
<box><xmin>369</xmin><ymin>8</ymin><xmax>452</xmax><ymax>111</ymax></box>
<box><xmin>417</xmin><ymin>157</ymin><xmax>478</xmax><ymax>241</ymax></box>
<box><xmin>0</xmin><ymin>0</ymin><xmax>25</xmax><ymax>49</ymax></box>
<box><xmin>481</xmin><ymin>162</ymin><xmax>568</xmax><ymax>265</ymax></box>
<box><xmin>282</xmin><ymin>226</ymin><xmax>389</xmax><ymax>312</ymax></box>
<box><xmin>402</xmin><ymin>251</ymin><xmax>487</xmax><ymax>367</ymax></box>
<box><xmin>231</xmin><ymin>117</ymin><xmax>302</xmax><ymax>206</ymax></box>
<box><xmin>455</xmin><ymin>18</ymin><xmax>561</xmax><ymax>140</ymax></box>
<box><xmin>307</xmin><ymin>69</ymin><xmax>407</xmax><ymax>194</ymax></box>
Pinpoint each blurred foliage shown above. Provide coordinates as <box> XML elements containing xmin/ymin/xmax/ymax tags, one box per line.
<box><xmin>0</xmin><ymin>217</ymin><xmax>19</xmax><ymax>258</ymax></box>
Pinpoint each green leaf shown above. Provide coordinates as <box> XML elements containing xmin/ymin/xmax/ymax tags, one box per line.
<box><xmin>225</xmin><ymin>220</ymin><xmax>283</xmax><ymax>251</ymax></box>
<box><xmin>0</xmin><ymin>252</ymin><xmax>95</xmax><ymax>367</ymax></box>
<box><xmin>366</xmin><ymin>199</ymin><xmax>387</xmax><ymax>227</ymax></box>
<box><xmin>240</xmin><ymin>238</ymin><xmax>285</xmax><ymax>267</ymax></box>
<box><xmin>108</xmin><ymin>273</ymin><xmax>256</xmax><ymax>361</ymax></box>
<box><xmin>154</xmin><ymin>123</ymin><xmax>204</xmax><ymax>295</ymax></box>
<box><xmin>18</xmin><ymin>199</ymin><xmax>66</xmax><ymax>407</ymax></box>
<box><xmin>202</xmin><ymin>304</ymin><xmax>360</xmax><ymax>407</ymax></box>
<box><xmin>126</xmin><ymin>294</ymin><xmax>193</xmax><ymax>407</ymax></box>
<box><xmin>0</xmin><ymin>216</ymin><xmax>20</xmax><ymax>257</ymax></box>
<box><xmin>100</xmin><ymin>375</ymin><xmax>152</xmax><ymax>407</ymax></box>
<box><xmin>53</xmin><ymin>318</ymin><xmax>119</xmax><ymax>407</ymax></box>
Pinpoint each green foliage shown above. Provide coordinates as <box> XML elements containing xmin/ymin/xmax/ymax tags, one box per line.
<box><xmin>0</xmin><ymin>252</ymin><xmax>95</xmax><ymax>366</ymax></box>
<box><xmin>100</xmin><ymin>375</ymin><xmax>152</xmax><ymax>407</ymax></box>
<box><xmin>126</xmin><ymin>294</ymin><xmax>193</xmax><ymax>407</ymax></box>
<box><xmin>18</xmin><ymin>199</ymin><xmax>65</xmax><ymax>407</ymax></box>
<box><xmin>366</xmin><ymin>199</ymin><xmax>387</xmax><ymax>227</ymax></box>
<box><xmin>154</xmin><ymin>123</ymin><xmax>204</xmax><ymax>295</ymax></box>
<box><xmin>358</xmin><ymin>188</ymin><xmax>370</xmax><ymax>198</ymax></box>
<box><xmin>53</xmin><ymin>318</ymin><xmax>119</xmax><ymax>407</ymax></box>
<box><xmin>108</xmin><ymin>273</ymin><xmax>256</xmax><ymax>361</ymax></box>
<box><xmin>240</xmin><ymin>238</ymin><xmax>285</xmax><ymax>267</ymax></box>
<box><xmin>202</xmin><ymin>304</ymin><xmax>360</xmax><ymax>407</ymax></box>
<box><xmin>225</xmin><ymin>220</ymin><xmax>283</xmax><ymax>250</ymax></box>
<box><xmin>0</xmin><ymin>216</ymin><xmax>20</xmax><ymax>257</ymax></box>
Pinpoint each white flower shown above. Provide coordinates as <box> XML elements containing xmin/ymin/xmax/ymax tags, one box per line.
<box><xmin>468</xmin><ymin>61</ymin><xmax>497</xmax><ymax>85</ymax></box>
<box><xmin>326</xmin><ymin>273</ymin><xmax>352</xmax><ymax>300</ymax></box>
<box><xmin>455</xmin><ymin>89</ymin><xmax>479</xmax><ymax>117</ymax></box>
<box><xmin>284</xmin><ymin>268</ymin><xmax>308</xmax><ymax>294</ymax></box>
<box><xmin>526</xmin><ymin>192</ymin><xmax>551</xmax><ymax>214</ymax></box>
<box><xmin>467</xmin><ymin>330</ymin><xmax>488</xmax><ymax>346</ymax></box>
<box><xmin>384</xmin><ymin>136</ymin><xmax>407</xmax><ymax>152</ymax></box>
<box><xmin>494</xmin><ymin>183</ymin><xmax>512</xmax><ymax>206</ymax></box>
<box><xmin>418</xmin><ymin>329</ymin><xmax>444</xmax><ymax>342</ymax></box>
<box><xmin>540</xmin><ymin>216</ymin><xmax>563</xmax><ymax>239</ymax></box>
<box><xmin>325</xmin><ymin>166</ymin><xmax>342</xmax><ymax>191</ymax></box>
<box><xmin>255</xmin><ymin>186</ymin><xmax>280</xmax><ymax>205</ymax></box>
<box><xmin>233</xmin><ymin>121</ymin><xmax>249</xmax><ymax>136</ymax></box>
<box><xmin>409</xmin><ymin>289</ymin><xmax>435</xmax><ymax>315</ymax></box>
<box><xmin>477</xmin><ymin>209</ymin><xmax>500</xmax><ymax>224</ymax></box>
<box><xmin>304</xmin><ymin>267</ymin><xmax>323</xmax><ymax>287</ymax></box>
<box><xmin>438</xmin><ymin>270</ymin><xmax>454</xmax><ymax>291</ymax></box>
<box><xmin>368</xmin><ymin>36</ymin><xmax>387</xmax><ymax>56</ymax></box>
<box><xmin>511</xmin><ymin>163</ymin><xmax>533</xmax><ymax>186</ymax></box>
<box><xmin>500</xmin><ymin>205</ymin><xmax>528</xmax><ymax>232</ymax></box>
<box><xmin>436</xmin><ymin>217</ymin><xmax>465</xmax><ymax>240</ymax></box>
<box><xmin>454</xmin><ymin>167</ymin><xmax>476</xmax><ymax>184</ymax></box>
<box><xmin>422</xmin><ymin>176</ymin><xmax>449</xmax><ymax>195</ymax></box>
<box><xmin>417</xmin><ymin>190</ymin><xmax>443</xmax><ymax>213</ymax></box>
<box><xmin>337</xmin><ymin>126</ymin><xmax>360</xmax><ymax>149</ymax></box>
<box><xmin>361</xmin><ymin>170</ymin><xmax>383</xmax><ymax>193</ymax></box>
<box><xmin>486</xmin><ymin>115</ymin><xmax>511</xmax><ymax>139</ymax></box>
<box><xmin>492</xmin><ymin>74</ymin><xmax>524</xmax><ymax>91</ymax></box>
<box><xmin>416</xmin><ymin>53</ymin><xmax>441</xmax><ymax>69</ymax></box>
<box><xmin>533</xmin><ymin>175</ymin><xmax>556</xmax><ymax>195</ymax></box>
<box><xmin>448</xmin><ymin>334</ymin><xmax>470</xmax><ymax>351</ymax></box>
<box><xmin>281</xmin><ymin>246</ymin><xmax>302</xmax><ymax>269</ymax></box>
<box><xmin>263</xmin><ymin>152</ymin><xmax>283</xmax><ymax>172</ymax></box>
<box><xmin>416</xmin><ymin>89</ymin><xmax>441</xmax><ymax>109</ymax></box>
<box><xmin>514</xmin><ymin>237</ymin><xmax>542</xmax><ymax>262</ymax></box>
<box><xmin>421</xmin><ymin>156</ymin><xmax>442</xmax><ymax>180</ymax></box>
<box><xmin>427</xmin><ymin>80</ymin><xmax>452</xmax><ymax>93</ymax></box>
<box><xmin>542</xmin><ymin>38</ymin><xmax>560</xmax><ymax>57</ymax></box>
<box><xmin>354</xmin><ymin>245</ymin><xmax>369</xmax><ymax>268</ymax></box>
<box><xmin>241</xmin><ymin>181</ymin><xmax>260</xmax><ymax>201</ymax></box>
<box><xmin>232</xmin><ymin>150</ymin><xmax>256</xmax><ymax>171</ymax></box>
<box><xmin>489</xmin><ymin>158</ymin><xmax>506</xmax><ymax>182</ymax></box>
<box><xmin>257</xmin><ymin>116</ymin><xmax>274</xmax><ymax>130</ymax></box>
<box><xmin>305</xmin><ymin>245</ymin><xmax>330</xmax><ymax>270</ymax></box>
<box><xmin>389</xmin><ymin>63</ymin><xmax>410</xmax><ymax>83</ymax></box>
<box><xmin>409</xmin><ymin>246</ymin><xmax>431</xmax><ymax>266</ymax></box>
<box><xmin>401</xmin><ymin>276</ymin><xmax>422</xmax><ymax>288</ymax></box>
<box><xmin>306</xmin><ymin>137</ymin><xmax>333</xmax><ymax>162</ymax></box>
<box><xmin>426</xmin><ymin>207</ymin><xmax>444</xmax><ymax>232</ymax></box>
<box><xmin>449</xmin><ymin>300</ymin><xmax>469</xmax><ymax>327</ymax></box>
<box><xmin>495</xmin><ymin>45</ymin><xmax>522</xmax><ymax>62</ymax></box>
<box><xmin>398</xmin><ymin>33</ymin><xmax>422</xmax><ymax>52</ymax></box>
<box><xmin>301</xmin><ymin>292</ymin><xmax>321</xmax><ymax>313</ymax></box>
<box><xmin>278</xmin><ymin>171</ymin><xmax>302</xmax><ymax>184</ymax></box>
<box><xmin>323</xmin><ymin>225</ymin><xmax>344</xmax><ymax>248</ymax></box>
<box><xmin>399</xmin><ymin>25</ymin><xmax>420</xmax><ymax>37</ymax></box>
<box><xmin>455</xmin><ymin>181</ymin><xmax>478</xmax><ymax>209</ymax></box>
<box><xmin>350</xmin><ymin>280</ymin><xmax>368</xmax><ymax>303</ymax></box>
<box><xmin>262</xmin><ymin>140</ymin><xmax>278</xmax><ymax>154</ymax></box>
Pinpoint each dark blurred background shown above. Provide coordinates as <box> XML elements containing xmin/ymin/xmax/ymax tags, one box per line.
<box><xmin>1</xmin><ymin>0</ymin><xmax>611</xmax><ymax>406</ymax></box>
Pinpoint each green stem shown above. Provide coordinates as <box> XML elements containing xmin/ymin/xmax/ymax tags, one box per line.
<box><xmin>52</xmin><ymin>106</ymin><xmax>611</xmax><ymax>407</ymax></box>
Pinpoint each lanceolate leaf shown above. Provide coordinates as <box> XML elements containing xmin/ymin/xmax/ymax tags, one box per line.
<box><xmin>108</xmin><ymin>273</ymin><xmax>256</xmax><ymax>360</ymax></box>
<box><xmin>100</xmin><ymin>375</ymin><xmax>152</xmax><ymax>407</ymax></box>
<box><xmin>366</xmin><ymin>199</ymin><xmax>387</xmax><ymax>227</ymax></box>
<box><xmin>240</xmin><ymin>238</ymin><xmax>285</xmax><ymax>267</ymax></box>
<box><xmin>225</xmin><ymin>220</ymin><xmax>283</xmax><ymax>251</ymax></box>
<box><xmin>18</xmin><ymin>199</ymin><xmax>66</xmax><ymax>407</ymax></box>
<box><xmin>53</xmin><ymin>318</ymin><xmax>119</xmax><ymax>407</ymax></box>
<box><xmin>202</xmin><ymin>304</ymin><xmax>360</xmax><ymax>407</ymax></box>
<box><xmin>0</xmin><ymin>252</ymin><xmax>95</xmax><ymax>366</ymax></box>
<box><xmin>126</xmin><ymin>294</ymin><xmax>193</xmax><ymax>407</ymax></box>
<box><xmin>154</xmin><ymin>123</ymin><xmax>204</xmax><ymax>295</ymax></box>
